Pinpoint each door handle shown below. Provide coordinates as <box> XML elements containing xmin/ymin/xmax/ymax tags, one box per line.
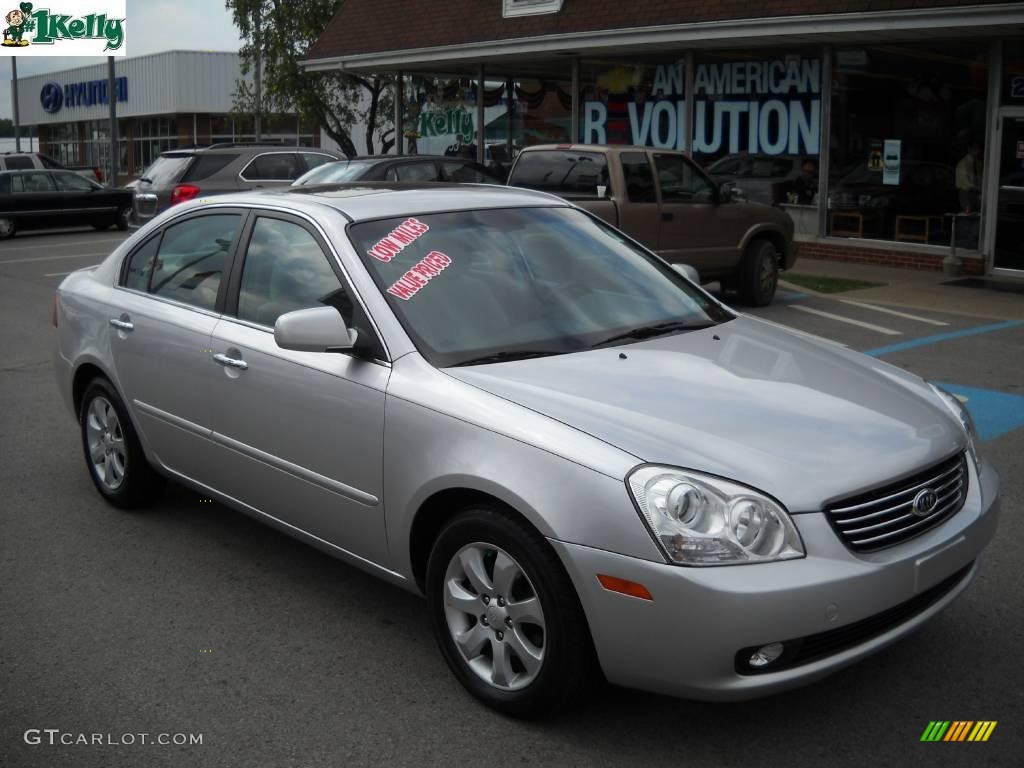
<box><xmin>213</xmin><ymin>353</ymin><xmax>248</xmax><ymax>371</ymax></box>
<box><xmin>109</xmin><ymin>317</ymin><xmax>134</xmax><ymax>331</ymax></box>
<box><xmin>661</xmin><ymin>211</ymin><xmax>674</xmax><ymax>221</ymax></box>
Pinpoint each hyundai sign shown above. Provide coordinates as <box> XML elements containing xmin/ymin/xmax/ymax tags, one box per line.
<box><xmin>40</xmin><ymin>77</ymin><xmax>128</xmax><ymax>113</ymax></box>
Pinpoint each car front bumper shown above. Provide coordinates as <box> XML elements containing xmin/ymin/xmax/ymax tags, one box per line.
<box><xmin>551</xmin><ymin>457</ymin><xmax>999</xmax><ymax>701</ymax></box>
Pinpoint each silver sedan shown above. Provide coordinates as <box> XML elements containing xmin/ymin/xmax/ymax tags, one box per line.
<box><xmin>52</xmin><ymin>185</ymin><xmax>999</xmax><ymax>717</ymax></box>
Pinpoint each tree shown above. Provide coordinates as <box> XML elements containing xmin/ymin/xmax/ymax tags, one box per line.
<box><xmin>225</xmin><ymin>0</ymin><xmax>394</xmax><ymax>157</ymax></box>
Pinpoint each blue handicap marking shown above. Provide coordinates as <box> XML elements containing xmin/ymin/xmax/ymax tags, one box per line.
<box><xmin>935</xmin><ymin>382</ymin><xmax>1024</xmax><ymax>442</ymax></box>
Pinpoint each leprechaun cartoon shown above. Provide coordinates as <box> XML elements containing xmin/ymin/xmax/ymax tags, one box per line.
<box><xmin>2</xmin><ymin>3</ymin><xmax>33</xmax><ymax>47</ymax></box>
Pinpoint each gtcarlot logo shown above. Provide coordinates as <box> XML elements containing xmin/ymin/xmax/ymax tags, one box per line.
<box><xmin>24</xmin><ymin>729</ymin><xmax>203</xmax><ymax>746</ymax></box>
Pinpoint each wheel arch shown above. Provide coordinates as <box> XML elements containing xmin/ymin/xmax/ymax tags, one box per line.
<box><xmin>72</xmin><ymin>358</ymin><xmax>119</xmax><ymax>416</ymax></box>
<box><xmin>740</xmin><ymin>226</ymin><xmax>787</xmax><ymax>267</ymax></box>
<box><xmin>408</xmin><ymin>485</ymin><xmax>553</xmax><ymax>595</ymax></box>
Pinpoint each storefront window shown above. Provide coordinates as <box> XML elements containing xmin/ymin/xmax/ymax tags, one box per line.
<box><xmin>580</xmin><ymin>59</ymin><xmax>686</xmax><ymax>150</ymax></box>
<box><xmin>827</xmin><ymin>44</ymin><xmax>989</xmax><ymax>248</ymax></box>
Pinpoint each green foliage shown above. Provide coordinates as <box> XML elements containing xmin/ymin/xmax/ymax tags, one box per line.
<box><xmin>225</xmin><ymin>0</ymin><xmax>395</xmax><ymax>157</ymax></box>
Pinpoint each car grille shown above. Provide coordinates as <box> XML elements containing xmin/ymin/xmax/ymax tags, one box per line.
<box><xmin>824</xmin><ymin>453</ymin><xmax>968</xmax><ymax>553</ymax></box>
<box><xmin>735</xmin><ymin>562</ymin><xmax>973</xmax><ymax>675</ymax></box>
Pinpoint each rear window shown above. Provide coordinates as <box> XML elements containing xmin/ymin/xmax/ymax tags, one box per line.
<box><xmin>241</xmin><ymin>153</ymin><xmax>301</xmax><ymax>181</ymax></box>
<box><xmin>509</xmin><ymin>151</ymin><xmax>609</xmax><ymax>198</ymax></box>
<box><xmin>139</xmin><ymin>154</ymin><xmax>193</xmax><ymax>187</ymax></box>
<box><xmin>4</xmin><ymin>156</ymin><xmax>34</xmax><ymax>170</ymax></box>
<box><xmin>181</xmin><ymin>153</ymin><xmax>240</xmax><ymax>182</ymax></box>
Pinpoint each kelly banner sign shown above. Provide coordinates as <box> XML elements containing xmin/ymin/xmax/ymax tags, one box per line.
<box><xmin>2</xmin><ymin>0</ymin><xmax>125</xmax><ymax>55</ymax></box>
<box><xmin>584</xmin><ymin>57</ymin><xmax>821</xmax><ymax>157</ymax></box>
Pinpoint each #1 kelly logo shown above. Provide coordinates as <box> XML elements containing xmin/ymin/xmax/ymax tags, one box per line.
<box><xmin>2</xmin><ymin>2</ymin><xmax>125</xmax><ymax>52</ymax></box>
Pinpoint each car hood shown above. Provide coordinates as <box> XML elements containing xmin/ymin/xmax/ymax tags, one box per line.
<box><xmin>443</xmin><ymin>316</ymin><xmax>963</xmax><ymax>512</ymax></box>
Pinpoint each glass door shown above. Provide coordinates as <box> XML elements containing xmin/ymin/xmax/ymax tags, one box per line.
<box><xmin>992</xmin><ymin>113</ymin><xmax>1024</xmax><ymax>273</ymax></box>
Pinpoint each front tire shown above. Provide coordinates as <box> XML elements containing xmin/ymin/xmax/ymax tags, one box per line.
<box><xmin>79</xmin><ymin>378</ymin><xmax>163</xmax><ymax>508</ymax></box>
<box><xmin>426</xmin><ymin>506</ymin><xmax>596</xmax><ymax>718</ymax></box>
<box><xmin>737</xmin><ymin>238</ymin><xmax>779</xmax><ymax>307</ymax></box>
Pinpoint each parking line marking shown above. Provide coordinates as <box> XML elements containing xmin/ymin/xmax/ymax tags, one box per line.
<box><xmin>865</xmin><ymin>320</ymin><xmax>1024</xmax><ymax>356</ymax></box>
<box><xmin>0</xmin><ymin>237</ymin><xmax>126</xmax><ymax>252</ymax></box>
<box><xmin>838</xmin><ymin>300</ymin><xmax>950</xmax><ymax>326</ymax></box>
<box><xmin>45</xmin><ymin>266</ymin><xmax>99</xmax><ymax>277</ymax></box>
<box><xmin>790</xmin><ymin>305</ymin><xmax>902</xmax><ymax>335</ymax></box>
<box><xmin>0</xmin><ymin>252</ymin><xmax>110</xmax><ymax>265</ymax></box>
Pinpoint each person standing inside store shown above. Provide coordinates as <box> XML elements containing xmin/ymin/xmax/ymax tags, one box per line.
<box><xmin>956</xmin><ymin>141</ymin><xmax>982</xmax><ymax>213</ymax></box>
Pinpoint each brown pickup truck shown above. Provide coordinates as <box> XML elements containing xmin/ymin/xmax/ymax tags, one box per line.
<box><xmin>507</xmin><ymin>144</ymin><xmax>797</xmax><ymax>306</ymax></box>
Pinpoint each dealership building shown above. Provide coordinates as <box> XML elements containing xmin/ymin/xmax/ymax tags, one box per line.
<box><xmin>14</xmin><ymin>50</ymin><xmax>319</xmax><ymax>185</ymax></box>
<box><xmin>305</xmin><ymin>0</ymin><xmax>1024</xmax><ymax>277</ymax></box>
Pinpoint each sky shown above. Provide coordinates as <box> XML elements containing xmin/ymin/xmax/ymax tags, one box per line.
<box><xmin>0</xmin><ymin>0</ymin><xmax>244</xmax><ymax>120</ymax></box>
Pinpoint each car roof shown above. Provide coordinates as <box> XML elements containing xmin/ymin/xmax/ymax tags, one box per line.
<box><xmin>177</xmin><ymin>183</ymin><xmax>569</xmax><ymax>223</ymax></box>
<box><xmin>321</xmin><ymin>155</ymin><xmax>481</xmax><ymax>165</ymax></box>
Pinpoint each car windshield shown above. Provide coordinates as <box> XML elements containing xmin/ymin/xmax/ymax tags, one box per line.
<box><xmin>138</xmin><ymin>154</ymin><xmax>193</xmax><ymax>187</ymax></box>
<box><xmin>296</xmin><ymin>161</ymin><xmax>376</xmax><ymax>185</ymax></box>
<box><xmin>348</xmin><ymin>206</ymin><xmax>732</xmax><ymax>366</ymax></box>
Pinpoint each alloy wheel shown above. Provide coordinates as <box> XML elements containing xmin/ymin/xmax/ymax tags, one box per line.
<box><xmin>443</xmin><ymin>542</ymin><xmax>546</xmax><ymax>691</ymax></box>
<box><xmin>85</xmin><ymin>395</ymin><xmax>127</xmax><ymax>490</ymax></box>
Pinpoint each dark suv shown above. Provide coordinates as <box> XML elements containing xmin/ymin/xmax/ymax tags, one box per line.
<box><xmin>132</xmin><ymin>144</ymin><xmax>339</xmax><ymax>223</ymax></box>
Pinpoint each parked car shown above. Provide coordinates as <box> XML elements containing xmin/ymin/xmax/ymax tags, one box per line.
<box><xmin>0</xmin><ymin>169</ymin><xmax>132</xmax><ymax>239</ymax></box>
<box><xmin>507</xmin><ymin>145</ymin><xmax>796</xmax><ymax>306</ymax></box>
<box><xmin>1</xmin><ymin>151</ymin><xmax>105</xmax><ymax>184</ymax></box>
<box><xmin>132</xmin><ymin>143</ymin><xmax>339</xmax><ymax>224</ymax></box>
<box><xmin>54</xmin><ymin>185</ymin><xmax>998</xmax><ymax>717</ymax></box>
<box><xmin>293</xmin><ymin>155</ymin><xmax>504</xmax><ymax>186</ymax></box>
<box><xmin>704</xmin><ymin>153</ymin><xmax>818</xmax><ymax>206</ymax></box>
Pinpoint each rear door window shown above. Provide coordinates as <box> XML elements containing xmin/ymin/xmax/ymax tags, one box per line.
<box><xmin>241</xmin><ymin>153</ymin><xmax>302</xmax><ymax>181</ymax></box>
<box><xmin>181</xmin><ymin>153</ymin><xmax>240</xmax><ymax>182</ymax></box>
<box><xmin>620</xmin><ymin>153</ymin><xmax>657</xmax><ymax>203</ymax></box>
<box><xmin>509</xmin><ymin>151</ymin><xmax>609</xmax><ymax>197</ymax></box>
<box><xmin>4</xmin><ymin>156</ymin><xmax>35</xmax><ymax>170</ymax></box>
<box><xmin>301</xmin><ymin>153</ymin><xmax>335</xmax><ymax>172</ymax></box>
<box><xmin>12</xmin><ymin>172</ymin><xmax>56</xmax><ymax>193</ymax></box>
<box><xmin>148</xmin><ymin>214</ymin><xmax>241</xmax><ymax>311</ymax></box>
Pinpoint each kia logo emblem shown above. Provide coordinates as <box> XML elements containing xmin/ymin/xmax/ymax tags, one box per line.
<box><xmin>40</xmin><ymin>82</ymin><xmax>63</xmax><ymax>113</ymax></box>
<box><xmin>912</xmin><ymin>488</ymin><xmax>939</xmax><ymax>517</ymax></box>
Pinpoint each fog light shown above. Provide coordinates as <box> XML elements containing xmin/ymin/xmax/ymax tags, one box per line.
<box><xmin>748</xmin><ymin>642</ymin><xmax>785</xmax><ymax>668</ymax></box>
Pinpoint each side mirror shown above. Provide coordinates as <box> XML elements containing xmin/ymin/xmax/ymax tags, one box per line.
<box><xmin>671</xmin><ymin>263</ymin><xmax>700</xmax><ymax>284</ymax></box>
<box><xmin>274</xmin><ymin>306</ymin><xmax>357</xmax><ymax>353</ymax></box>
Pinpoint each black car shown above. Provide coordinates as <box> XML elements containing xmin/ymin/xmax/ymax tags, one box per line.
<box><xmin>292</xmin><ymin>155</ymin><xmax>505</xmax><ymax>186</ymax></box>
<box><xmin>0</xmin><ymin>169</ymin><xmax>133</xmax><ymax>240</ymax></box>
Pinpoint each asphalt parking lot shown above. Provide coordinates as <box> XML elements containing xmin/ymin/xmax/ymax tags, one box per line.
<box><xmin>1</xmin><ymin>228</ymin><xmax>1021</xmax><ymax>768</ymax></box>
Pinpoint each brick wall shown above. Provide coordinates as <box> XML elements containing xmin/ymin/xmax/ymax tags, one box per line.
<box><xmin>799</xmin><ymin>241</ymin><xmax>986</xmax><ymax>275</ymax></box>
<box><xmin>310</xmin><ymin>0</ymin><xmax>1009</xmax><ymax>60</ymax></box>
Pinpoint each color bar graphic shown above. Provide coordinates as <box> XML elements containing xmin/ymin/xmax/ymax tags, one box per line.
<box><xmin>920</xmin><ymin>721</ymin><xmax>996</xmax><ymax>742</ymax></box>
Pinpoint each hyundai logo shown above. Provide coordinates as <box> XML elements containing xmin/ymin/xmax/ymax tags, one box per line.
<box><xmin>40</xmin><ymin>82</ymin><xmax>63</xmax><ymax>113</ymax></box>
<box><xmin>912</xmin><ymin>488</ymin><xmax>939</xmax><ymax>517</ymax></box>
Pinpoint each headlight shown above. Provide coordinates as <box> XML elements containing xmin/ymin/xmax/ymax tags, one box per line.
<box><xmin>930</xmin><ymin>383</ymin><xmax>980</xmax><ymax>470</ymax></box>
<box><xmin>627</xmin><ymin>467</ymin><xmax>804</xmax><ymax>566</ymax></box>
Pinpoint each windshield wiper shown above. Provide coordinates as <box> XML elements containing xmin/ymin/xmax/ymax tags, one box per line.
<box><xmin>590</xmin><ymin>321</ymin><xmax>714</xmax><ymax>349</ymax></box>
<box><xmin>450</xmin><ymin>350</ymin><xmax>562</xmax><ymax>367</ymax></box>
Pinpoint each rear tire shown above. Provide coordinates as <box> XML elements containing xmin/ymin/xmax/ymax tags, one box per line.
<box><xmin>426</xmin><ymin>505</ymin><xmax>596</xmax><ymax>718</ymax></box>
<box><xmin>737</xmin><ymin>238</ymin><xmax>779</xmax><ymax>307</ymax></box>
<box><xmin>0</xmin><ymin>217</ymin><xmax>16</xmax><ymax>239</ymax></box>
<box><xmin>79</xmin><ymin>378</ymin><xmax>164</xmax><ymax>509</ymax></box>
